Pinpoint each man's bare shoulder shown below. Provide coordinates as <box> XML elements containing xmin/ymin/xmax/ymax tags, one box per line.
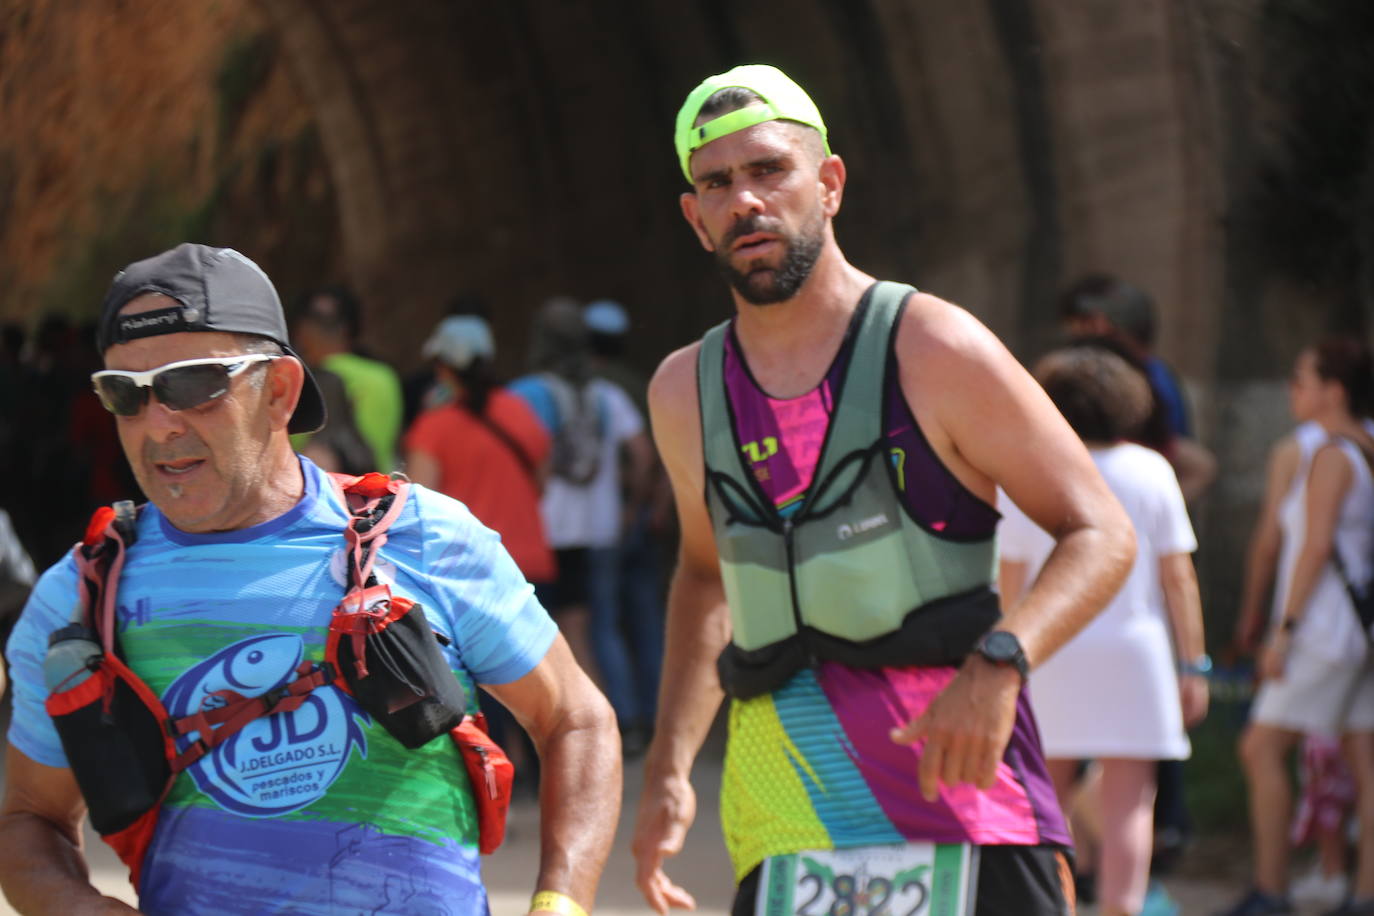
<box><xmin>648</xmin><ymin>341</ymin><xmax>703</xmax><ymax>421</ymax></box>
<box><xmin>897</xmin><ymin>290</ymin><xmax>1013</xmax><ymax>378</ymax></box>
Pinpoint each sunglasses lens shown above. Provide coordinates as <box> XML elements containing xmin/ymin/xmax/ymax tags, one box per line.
<box><xmin>153</xmin><ymin>364</ymin><xmax>233</xmax><ymax>411</ymax></box>
<box><xmin>93</xmin><ymin>376</ymin><xmax>147</xmax><ymax>416</ymax></box>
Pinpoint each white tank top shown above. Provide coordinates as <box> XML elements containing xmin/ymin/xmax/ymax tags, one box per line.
<box><xmin>1276</xmin><ymin>422</ymin><xmax>1374</xmax><ymax>663</ymax></box>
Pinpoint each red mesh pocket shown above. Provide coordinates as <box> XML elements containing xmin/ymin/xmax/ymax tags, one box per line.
<box><xmin>44</xmin><ymin>655</ymin><xmax>173</xmax><ymax>889</ymax></box>
<box><xmin>450</xmin><ymin>714</ymin><xmax>513</xmax><ymax>854</ymax></box>
<box><xmin>102</xmin><ymin>805</ymin><xmax>163</xmax><ymax>890</ymax></box>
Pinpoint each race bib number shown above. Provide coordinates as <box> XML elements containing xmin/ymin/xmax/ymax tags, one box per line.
<box><xmin>755</xmin><ymin>842</ymin><xmax>978</xmax><ymax>916</ymax></box>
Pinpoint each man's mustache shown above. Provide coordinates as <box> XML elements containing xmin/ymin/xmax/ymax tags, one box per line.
<box><xmin>721</xmin><ymin>215</ymin><xmax>784</xmax><ymax>250</ymax></box>
<box><xmin>143</xmin><ymin>434</ymin><xmax>208</xmax><ymax>466</ymax></box>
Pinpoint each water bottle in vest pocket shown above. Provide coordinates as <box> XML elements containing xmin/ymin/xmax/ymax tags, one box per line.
<box><xmin>43</xmin><ymin>623</ymin><xmax>174</xmax><ymax>889</ymax></box>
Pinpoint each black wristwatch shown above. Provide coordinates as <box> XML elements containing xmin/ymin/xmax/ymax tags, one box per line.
<box><xmin>973</xmin><ymin>630</ymin><xmax>1030</xmax><ymax>681</ymax></box>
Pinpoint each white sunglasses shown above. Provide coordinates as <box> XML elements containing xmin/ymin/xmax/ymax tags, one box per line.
<box><xmin>91</xmin><ymin>355</ymin><xmax>277</xmax><ymax>416</ymax></box>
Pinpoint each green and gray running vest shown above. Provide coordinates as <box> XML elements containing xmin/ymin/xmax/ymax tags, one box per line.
<box><xmin>698</xmin><ymin>281</ymin><xmax>1002</xmax><ymax>698</ymax></box>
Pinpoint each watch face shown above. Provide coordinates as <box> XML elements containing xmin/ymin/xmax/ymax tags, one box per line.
<box><xmin>982</xmin><ymin>631</ymin><xmax>1020</xmax><ymax>661</ymax></box>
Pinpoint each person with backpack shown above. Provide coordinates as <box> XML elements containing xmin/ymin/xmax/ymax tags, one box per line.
<box><xmin>1219</xmin><ymin>337</ymin><xmax>1374</xmax><ymax>916</ymax></box>
<box><xmin>0</xmin><ymin>244</ymin><xmax>620</xmax><ymax>916</ymax></box>
<box><xmin>509</xmin><ymin>297</ymin><xmax>656</xmax><ymax>755</ymax></box>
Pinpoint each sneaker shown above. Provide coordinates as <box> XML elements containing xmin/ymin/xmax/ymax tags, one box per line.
<box><xmin>1212</xmin><ymin>889</ymin><xmax>1294</xmax><ymax>916</ymax></box>
<box><xmin>1140</xmin><ymin>880</ymin><xmax>1180</xmax><ymax>916</ymax></box>
<box><xmin>1292</xmin><ymin>865</ymin><xmax>1349</xmax><ymax>908</ymax></box>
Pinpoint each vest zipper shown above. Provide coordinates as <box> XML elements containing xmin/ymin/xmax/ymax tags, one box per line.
<box><xmin>781</xmin><ymin>518</ymin><xmax>815</xmax><ymax>668</ymax></box>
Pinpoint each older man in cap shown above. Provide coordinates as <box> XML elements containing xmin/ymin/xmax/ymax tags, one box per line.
<box><xmin>0</xmin><ymin>244</ymin><xmax>619</xmax><ymax>916</ymax></box>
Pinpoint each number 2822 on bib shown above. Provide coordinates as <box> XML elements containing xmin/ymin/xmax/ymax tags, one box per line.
<box><xmin>755</xmin><ymin>841</ymin><xmax>978</xmax><ymax>916</ymax></box>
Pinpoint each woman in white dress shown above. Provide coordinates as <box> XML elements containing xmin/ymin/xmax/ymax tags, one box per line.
<box><xmin>999</xmin><ymin>346</ymin><xmax>1208</xmax><ymax>916</ymax></box>
<box><xmin>1220</xmin><ymin>338</ymin><xmax>1374</xmax><ymax>916</ymax></box>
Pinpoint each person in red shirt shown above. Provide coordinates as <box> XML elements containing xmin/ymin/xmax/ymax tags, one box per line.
<box><xmin>404</xmin><ymin>315</ymin><xmax>556</xmax><ymax>587</ymax></box>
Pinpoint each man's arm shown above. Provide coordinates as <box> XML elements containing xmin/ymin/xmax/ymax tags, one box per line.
<box><xmin>997</xmin><ymin>559</ymin><xmax>1031</xmax><ymax>614</ymax></box>
<box><xmin>1233</xmin><ymin>435</ymin><xmax>1300</xmax><ymax>653</ymax></box>
<box><xmin>632</xmin><ymin>343</ymin><xmax>731</xmax><ymax>914</ymax></box>
<box><xmin>483</xmin><ymin>634</ymin><xmax>620</xmax><ymax>915</ymax></box>
<box><xmin>890</xmin><ymin>294</ymin><xmax>1136</xmax><ymax>799</ymax></box>
<box><xmin>0</xmin><ymin>747</ymin><xmax>139</xmax><ymax>913</ymax></box>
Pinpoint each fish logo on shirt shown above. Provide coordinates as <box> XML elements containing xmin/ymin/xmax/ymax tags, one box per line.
<box><xmin>162</xmin><ymin>634</ymin><xmax>369</xmax><ymax>817</ymax></box>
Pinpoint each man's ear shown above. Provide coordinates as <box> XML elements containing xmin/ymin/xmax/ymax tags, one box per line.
<box><xmin>818</xmin><ymin>154</ymin><xmax>845</xmax><ymax>219</ymax></box>
<box><xmin>265</xmin><ymin>356</ymin><xmax>305</xmax><ymax>432</ymax></box>
<box><xmin>679</xmin><ymin>192</ymin><xmax>715</xmax><ymax>253</ymax></box>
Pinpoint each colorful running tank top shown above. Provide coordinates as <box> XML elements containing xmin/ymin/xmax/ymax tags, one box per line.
<box><xmin>718</xmin><ymin>314</ymin><xmax>1068</xmax><ymax>881</ymax></box>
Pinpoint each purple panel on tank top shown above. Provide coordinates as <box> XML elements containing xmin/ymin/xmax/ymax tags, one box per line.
<box><xmin>816</xmin><ymin>662</ymin><xmax>1069</xmax><ymax>845</ymax></box>
<box><xmin>723</xmin><ymin>328</ymin><xmax>849</xmax><ymax>509</ymax></box>
<box><xmin>1006</xmin><ymin>687</ymin><xmax>1072</xmax><ymax>844</ymax></box>
<box><xmin>722</xmin><ymin>321</ymin><xmax>999</xmax><ymax>540</ymax></box>
<box><xmin>883</xmin><ymin>385</ymin><xmax>1000</xmax><ymax>538</ymax></box>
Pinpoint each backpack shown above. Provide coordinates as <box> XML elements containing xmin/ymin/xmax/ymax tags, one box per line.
<box><xmin>540</xmin><ymin>373</ymin><xmax>604</xmax><ymax>485</ymax></box>
<box><xmin>1329</xmin><ymin>435</ymin><xmax>1374</xmax><ymax>636</ymax></box>
<box><xmin>42</xmin><ymin>473</ymin><xmax>512</xmax><ymax>891</ymax></box>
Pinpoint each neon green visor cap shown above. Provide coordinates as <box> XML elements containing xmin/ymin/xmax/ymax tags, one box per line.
<box><xmin>674</xmin><ymin>64</ymin><xmax>831</xmax><ymax>183</ymax></box>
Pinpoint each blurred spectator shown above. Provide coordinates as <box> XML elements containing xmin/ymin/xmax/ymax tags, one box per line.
<box><xmin>1290</xmin><ymin>735</ymin><xmax>1357</xmax><ymax>909</ymax></box>
<box><xmin>1000</xmin><ymin>346</ymin><xmax>1207</xmax><ymax>916</ymax></box>
<box><xmin>297</xmin><ymin>367</ymin><xmax>373</xmax><ymax>476</ymax></box>
<box><xmin>583</xmin><ymin>299</ymin><xmax>667</xmax><ymax>743</ymax></box>
<box><xmin>1220</xmin><ymin>337</ymin><xmax>1374</xmax><ymax>916</ymax></box>
<box><xmin>403</xmin><ymin>313</ymin><xmax>557</xmax><ymax>788</ymax></box>
<box><xmin>404</xmin><ymin>314</ymin><xmax>555</xmax><ymax>587</ymax></box>
<box><xmin>510</xmin><ymin>297</ymin><xmax>654</xmax><ymax>752</ymax></box>
<box><xmin>19</xmin><ymin>317</ymin><xmax>99</xmax><ymax>566</ymax></box>
<box><xmin>402</xmin><ymin>292</ymin><xmax>492</xmax><ymax>428</ymax></box>
<box><xmin>1062</xmin><ymin>275</ymin><xmax>1215</xmax><ymax>879</ymax></box>
<box><xmin>1061</xmin><ymin>275</ymin><xmax>1217</xmax><ymax>502</ymax></box>
<box><xmin>291</xmin><ymin>287</ymin><xmax>404</xmax><ymax>472</ymax></box>
<box><xmin>0</xmin><ymin>506</ymin><xmax>36</xmax><ymax>699</ymax></box>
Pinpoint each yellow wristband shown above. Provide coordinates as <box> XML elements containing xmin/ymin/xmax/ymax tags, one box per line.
<box><xmin>530</xmin><ymin>890</ymin><xmax>589</xmax><ymax>916</ymax></box>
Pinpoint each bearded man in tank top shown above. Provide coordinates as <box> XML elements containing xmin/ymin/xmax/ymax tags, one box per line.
<box><xmin>630</xmin><ymin>65</ymin><xmax>1138</xmax><ymax>916</ymax></box>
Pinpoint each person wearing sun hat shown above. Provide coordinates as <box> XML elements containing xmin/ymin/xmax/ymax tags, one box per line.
<box><xmin>405</xmin><ymin>313</ymin><xmax>556</xmax><ymax>587</ymax></box>
<box><xmin>0</xmin><ymin>243</ymin><xmax>620</xmax><ymax>916</ymax></box>
<box><xmin>632</xmin><ymin>65</ymin><xmax>1136</xmax><ymax>914</ymax></box>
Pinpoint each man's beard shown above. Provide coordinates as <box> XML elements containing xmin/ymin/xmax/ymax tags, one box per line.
<box><xmin>714</xmin><ymin>212</ymin><xmax>824</xmax><ymax>305</ymax></box>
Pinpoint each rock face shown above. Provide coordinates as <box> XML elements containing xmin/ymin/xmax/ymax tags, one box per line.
<box><xmin>0</xmin><ymin>0</ymin><xmax>1357</xmax><ymax>628</ymax></box>
<box><xmin>0</xmin><ymin>0</ymin><xmax>336</xmax><ymax>327</ymax></box>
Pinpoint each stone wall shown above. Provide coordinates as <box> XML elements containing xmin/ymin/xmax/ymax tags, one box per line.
<box><xmin>6</xmin><ymin>0</ymin><xmax>1362</xmax><ymax>639</ymax></box>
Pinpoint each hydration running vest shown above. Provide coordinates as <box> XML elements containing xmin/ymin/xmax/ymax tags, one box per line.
<box><xmin>698</xmin><ymin>281</ymin><xmax>1002</xmax><ymax>699</ymax></box>
<box><xmin>42</xmin><ymin>472</ymin><xmax>511</xmax><ymax>891</ymax></box>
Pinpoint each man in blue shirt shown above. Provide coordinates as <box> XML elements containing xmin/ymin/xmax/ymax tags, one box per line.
<box><xmin>0</xmin><ymin>244</ymin><xmax>619</xmax><ymax>916</ymax></box>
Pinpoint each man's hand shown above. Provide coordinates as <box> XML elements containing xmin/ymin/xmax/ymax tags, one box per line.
<box><xmin>889</xmin><ymin>658</ymin><xmax>1022</xmax><ymax>802</ymax></box>
<box><xmin>632</xmin><ymin>771</ymin><xmax>698</xmax><ymax>913</ymax></box>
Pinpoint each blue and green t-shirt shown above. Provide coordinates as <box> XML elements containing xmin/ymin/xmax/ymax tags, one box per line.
<box><xmin>6</xmin><ymin>457</ymin><xmax>557</xmax><ymax>915</ymax></box>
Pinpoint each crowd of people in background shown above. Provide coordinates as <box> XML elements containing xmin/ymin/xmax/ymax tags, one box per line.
<box><xmin>0</xmin><ymin>266</ymin><xmax>1372</xmax><ymax>914</ymax></box>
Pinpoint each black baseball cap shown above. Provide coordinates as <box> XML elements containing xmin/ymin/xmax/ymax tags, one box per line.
<box><xmin>96</xmin><ymin>243</ymin><xmax>326</xmax><ymax>434</ymax></box>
